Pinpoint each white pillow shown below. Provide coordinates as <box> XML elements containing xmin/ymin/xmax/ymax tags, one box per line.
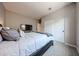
<box><xmin>3</xmin><ymin>27</ymin><xmax>10</xmax><ymax>30</ymax></box>
<box><xmin>0</xmin><ymin>27</ymin><xmax>2</xmax><ymax>31</ymax></box>
<box><xmin>19</xmin><ymin>29</ymin><xmax>25</xmax><ymax>37</ymax></box>
<box><xmin>0</xmin><ymin>34</ymin><xmax>3</xmax><ymax>42</ymax></box>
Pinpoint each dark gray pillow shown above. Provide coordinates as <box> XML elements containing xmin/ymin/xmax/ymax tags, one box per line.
<box><xmin>1</xmin><ymin>28</ymin><xmax>20</xmax><ymax>41</ymax></box>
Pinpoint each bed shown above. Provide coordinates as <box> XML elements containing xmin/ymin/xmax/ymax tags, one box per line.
<box><xmin>0</xmin><ymin>32</ymin><xmax>53</xmax><ymax>56</ymax></box>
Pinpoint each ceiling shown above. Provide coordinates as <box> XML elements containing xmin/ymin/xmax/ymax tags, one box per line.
<box><xmin>3</xmin><ymin>2</ymin><xmax>71</xmax><ymax>19</ymax></box>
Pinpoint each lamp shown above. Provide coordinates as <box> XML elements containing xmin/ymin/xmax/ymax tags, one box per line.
<box><xmin>20</xmin><ymin>24</ymin><xmax>25</xmax><ymax>31</ymax></box>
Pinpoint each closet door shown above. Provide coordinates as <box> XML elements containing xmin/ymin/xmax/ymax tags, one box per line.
<box><xmin>44</xmin><ymin>20</ymin><xmax>55</xmax><ymax>37</ymax></box>
<box><xmin>54</xmin><ymin>18</ymin><xmax>64</xmax><ymax>43</ymax></box>
<box><xmin>44</xmin><ymin>18</ymin><xmax>64</xmax><ymax>43</ymax></box>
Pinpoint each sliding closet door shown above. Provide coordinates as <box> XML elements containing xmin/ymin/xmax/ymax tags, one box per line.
<box><xmin>54</xmin><ymin>19</ymin><xmax>64</xmax><ymax>42</ymax></box>
<box><xmin>44</xmin><ymin>20</ymin><xmax>55</xmax><ymax>37</ymax></box>
<box><xmin>44</xmin><ymin>18</ymin><xmax>64</xmax><ymax>43</ymax></box>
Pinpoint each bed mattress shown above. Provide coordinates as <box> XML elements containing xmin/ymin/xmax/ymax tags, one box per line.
<box><xmin>0</xmin><ymin>32</ymin><xmax>53</xmax><ymax>56</ymax></box>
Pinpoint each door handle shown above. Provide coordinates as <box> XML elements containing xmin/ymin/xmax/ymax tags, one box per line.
<box><xmin>62</xmin><ymin>30</ymin><xmax>64</xmax><ymax>32</ymax></box>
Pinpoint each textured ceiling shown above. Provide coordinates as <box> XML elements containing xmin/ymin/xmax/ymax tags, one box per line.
<box><xmin>3</xmin><ymin>2</ymin><xmax>71</xmax><ymax>19</ymax></box>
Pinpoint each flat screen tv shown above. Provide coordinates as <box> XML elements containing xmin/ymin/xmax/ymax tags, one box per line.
<box><xmin>25</xmin><ymin>24</ymin><xmax>32</xmax><ymax>31</ymax></box>
<box><xmin>20</xmin><ymin>24</ymin><xmax>32</xmax><ymax>31</ymax></box>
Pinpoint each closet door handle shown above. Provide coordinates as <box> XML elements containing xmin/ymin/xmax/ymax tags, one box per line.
<box><xmin>62</xmin><ymin>30</ymin><xmax>64</xmax><ymax>32</ymax></box>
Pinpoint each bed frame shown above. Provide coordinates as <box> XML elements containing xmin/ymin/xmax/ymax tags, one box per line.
<box><xmin>30</xmin><ymin>40</ymin><xmax>53</xmax><ymax>56</ymax></box>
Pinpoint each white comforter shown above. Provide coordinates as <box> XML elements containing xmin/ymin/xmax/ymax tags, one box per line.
<box><xmin>0</xmin><ymin>32</ymin><xmax>53</xmax><ymax>56</ymax></box>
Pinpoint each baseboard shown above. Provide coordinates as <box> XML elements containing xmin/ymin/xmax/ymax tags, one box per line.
<box><xmin>76</xmin><ymin>47</ymin><xmax>79</xmax><ymax>53</ymax></box>
<box><xmin>65</xmin><ymin>43</ymin><xmax>76</xmax><ymax>48</ymax></box>
<box><xmin>54</xmin><ymin>41</ymin><xmax>79</xmax><ymax>53</ymax></box>
<box><xmin>67</xmin><ymin>44</ymin><xmax>79</xmax><ymax>54</ymax></box>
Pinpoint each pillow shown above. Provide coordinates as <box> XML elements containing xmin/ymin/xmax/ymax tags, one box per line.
<box><xmin>19</xmin><ymin>29</ymin><xmax>25</xmax><ymax>37</ymax></box>
<box><xmin>2</xmin><ymin>27</ymin><xmax>10</xmax><ymax>30</ymax></box>
<box><xmin>0</xmin><ymin>27</ymin><xmax>2</xmax><ymax>31</ymax></box>
<box><xmin>0</xmin><ymin>34</ymin><xmax>3</xmax><ymax>42</ymax></box>
<box><xmin>1</xmin><ymin>28</ymin><xmax>20</xmax><ymax>41</ymax></box>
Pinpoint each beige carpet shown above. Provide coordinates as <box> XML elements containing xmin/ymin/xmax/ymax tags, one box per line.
<box><xmin>43</xmin><ymin>41</ymin><xmax>79</xmax><ymax>56</ymax></box>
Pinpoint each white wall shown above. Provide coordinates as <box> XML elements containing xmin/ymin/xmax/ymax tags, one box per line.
<box><xmin>42</xmin><ymin>3</ymin><xmax>76</xmax><ymax>46</ymax></box>
<box><xmin>0</xmin><ymin>3</ymin><xmax>5</xmax><ymax>26</ymax></box>
<box><xmin>77</xmin><ymin>3</ymin><xmax>79</xmax><ymax>53</ymax></box>
<box><xmin>5</xmin><ymin>10</ymin><xmax>37</xmax><ymax>31</ymax></box>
